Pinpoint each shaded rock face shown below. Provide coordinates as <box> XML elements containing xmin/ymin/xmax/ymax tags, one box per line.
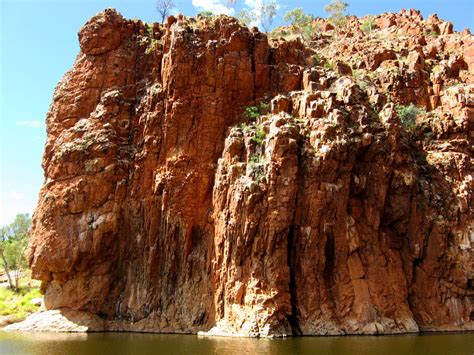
<box><xmin>29</xmin><ymin>8</ymin><xmax>473</xmax><ymax>336</ymax></box>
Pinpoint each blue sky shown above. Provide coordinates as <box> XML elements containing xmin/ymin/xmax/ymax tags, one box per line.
<box><xmin>0</xmin><ymin>0</ymin><xmax>473</xmax><ymax>226</ymax></box>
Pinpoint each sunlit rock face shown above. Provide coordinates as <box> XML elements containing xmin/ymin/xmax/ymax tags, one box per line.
<box><xmin>27</xmin><ymin>8</ymin><xmax>473</xmax><ymax>336</ymax></box>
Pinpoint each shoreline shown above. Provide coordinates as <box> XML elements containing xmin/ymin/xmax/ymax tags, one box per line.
<box><xmin>3</xmin><ymin>310</ymin><xmax>473</xmax><ymax>337</ymax></box>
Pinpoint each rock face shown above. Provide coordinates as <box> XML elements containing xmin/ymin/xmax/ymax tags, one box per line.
<box><xmin>24</xmin><ymin>9</ymin><xmax>473</xmax><ymax>336</ymax></box>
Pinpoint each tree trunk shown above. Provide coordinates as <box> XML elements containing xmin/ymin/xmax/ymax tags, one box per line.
<box><xmin>0</xmin><ymin>248</ymin><xmax>15</xmax><ymax>291</ymax></box>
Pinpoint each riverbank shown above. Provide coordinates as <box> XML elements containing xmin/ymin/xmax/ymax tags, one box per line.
<box><xmin>5</xmin><ymin>307</ymin><xmax>474</xmax><ymax>336</ymax></box>
<box><xmin>0</xmin><ymin>275</ymin><xmax>42</xmax><ymax>328</ymax></box>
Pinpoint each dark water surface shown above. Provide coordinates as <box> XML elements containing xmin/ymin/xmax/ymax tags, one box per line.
<box><xmin>1</xmin><ymin>331</ymin><xmax>473</xmax><ymax>355</ymax></box>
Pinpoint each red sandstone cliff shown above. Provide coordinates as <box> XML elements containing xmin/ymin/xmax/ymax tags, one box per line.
<box><xmin>13</xmin><ymin>8</ymin><xmax>473</xmax><ymax>336</ymax></box>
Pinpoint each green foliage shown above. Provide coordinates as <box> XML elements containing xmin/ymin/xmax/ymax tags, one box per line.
<box><xmin>358</xmin><ymin>80</ymin><xmax>369</xmax><ymax>91</ymax></box>
<box><xmin>251</xmin><ymin>125</ymin><xmax>266</xmax><ymax>145</ymax></box>
<box><xmin>0</xmin><ymin>279</ymin><xmax>41</xmax><ymax>318</ymax></box>
<box><xmin>396</xmin><ymin>103</ymin><xmax>425</xmax><ymax>131</ymax></box>
<box><xmin>2</xmin><ymin>239</ymin><xmax>27</xmax><ymax>271</ymax></box>
<box><xmin>258</xmin><ymin>102</ymin><xmax>269</xmax><ymax>113</ymax></box>
<box><xmin>236</xmin><ymin>9</ymin><xmax>252</xmax><ymax>26</ymax></box>
<box><xmin>0</xmin><ymin>214</ymin><xmax>31</xmax><ymax>291</ymax></box>
<box><xmin>352</xmin><ymin>68</ymin><xmax>362</xmax><ymax>80</ymax></box>
<box><xmin>353</xmin><ymin>69</ymin><xmax>370</xmax><ymax>90</ymax></box>
<box><xmin>361</xmin><ymin>16</ymin><xmax>375</xmax><ymax>33</ymax></box>
<box><xmin>145</xmin><ymin>23</ymin><xmax>154</xmax><ymax>38</ymax></box>
<box><xmin>282</xmin><ymin>8</ymin><xmax>317</xmax><ymax>41</ymax></box>
<box><xmin>243</xmin><ymin>102</ymin><xmax>269</xmax><ymax>121</ymax></box>
<box><xmin>302</xmin><ymin>23</ymin><xmax>319</xmax><ymax>42</ymax></box>
<box><xmin>145</xmin><ymin>38</ymin><xmax>160</xmax><ymax>55</ymax></box>
<box><xmin>199</xmin><ymin>10</ymin><xmax>214</xmax><ymax>17</ymax></box>
<box><xmin>284</xmin><ymin>8</ymin><xmax>313</xmax><ymax>26</ymax></box>
<box><xmin>2</xmin><ymin>214</ymin><xmax>30</xmax><ymax>243</ymax></box>
<box><xmin>431</xmin><ymin>64</ymin><xmax>444</xmax><ymax>74</ymax></box>
<box><xmin>324</xmin><ymin>62</ymin><xmax>334</xmax><ymax>70</ymax></box>
<box><xmin>324</xmin><ymin>0</ymin><xmax>348</xmax><ymax>27</ymax></box>
<box><xmin>238</xmin><ymin>122</ymin><xmax>250</xmax><ymax>131</ymax></box>
<box><xmin>248</xmin><ymin>154</ymin><xmax>265</xmax><ymax>181</ymax></box>
<box><xmin>424</xmin><ymin>29</ymin><xmax>439</xmax><ymax>36</ymax></box>
<box><xmin>249</xmin><ymin>153</ymin><xmax>262</xmax><ymax>164</ymax></box>
<box><xmin>244</xmin><ymin>106</ymin><xmax>261</xmax><ymax>120</ymax></box>
<box><xmin>313</xmin><ymin>53</ymin><xmax>321</xmax><ymax>66</ymax></box>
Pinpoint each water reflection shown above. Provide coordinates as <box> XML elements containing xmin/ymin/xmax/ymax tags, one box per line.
<box><xmin>1</xmin><ymin>331</ymin><xmax>473</xmax><ymax>355</ymax></box>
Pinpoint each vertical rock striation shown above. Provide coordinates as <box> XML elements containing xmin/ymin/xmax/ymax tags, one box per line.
<box><xmin>21</xmin><ymin>8</ymin><xmax>473</xmax><ymax>336</ymax></box>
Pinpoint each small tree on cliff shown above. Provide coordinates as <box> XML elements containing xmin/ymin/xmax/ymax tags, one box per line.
<box><xmin>234</xmin><ymin>1</ymin><xmax>277</xmax><ymax>32</ymax></box>
<box><xmin>0</xmin><ymin>214</ymin><xmax>31</xmax><ymax>291</ymax></box>
<box><xmin>156</xmin><ymin>0</ymin><xmax>175</xmax><ymax>23</ymax></box>
<box><xmin>284</xmin><ymin>8</ymin><xmax>313</xmax><ymax>27</ymax></box>
<box><xmin>325</xmin><ymin>0</ymin><xmax>348</xmax><ymax>27</ymax></box>
<box><xmin>258</xmin><ymin>0</ymin><xmax>277</xmax><ymax>33</ymax></box>
<box><xmin>236</xmin><ymin>9</ymin><xmax>252</xmax><ymax>26</ymax></box>
<box><xmin>284</xmin><ymin>8</ymin><xmax>317</xmax><ymax>42</ymax></box>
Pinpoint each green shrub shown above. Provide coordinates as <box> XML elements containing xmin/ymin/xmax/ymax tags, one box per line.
<box><xmin>145</xmin><ymin>23</ymin><xmax>154</xmax><ymax>37</ymax></box>
<box><xmin>238</xmin><ymin>122</ymin><xmax>250</xmax><ymax>131</ymax></box>
<box><xmin>199</xmin><ymin>11</ymin><xmax>214</xmax><ymax>17</ymax></box>
<box><xmin>283</xmin><ymin>8</ymin><xmax>319</xmax><ymax>42</ymax></box>
<box><xmin>258</xmin><ymin>102</ymin><xmax>270</xmax><ymax>113</ymax></box>
<box><xmin>284</xmin><ymin>8</ymin><xmax>313</xmax><ymax>26</ymax></box>
<box><xmin>244</xmin><ymin>106</ymin><xmax>261</xmax><ymax>120</ymax></box>
<box><xmin>313</xmin><ymin>54</ymin><xmax>321</xmax><ymax>66</ymax></box>
<box><xmin>145</xmin><ymin>38</ymin><xmax>159</xmax><ymax>55</ymax></box>
<box><xmin>248</xmin><ymin>154</ymin><xmax>265</xmax><ymax>181</ymax></box>
<box><xmin>324</xmin><ymin>62</ymin><xmax>334</xmax><ymax>70</ymax></box>
<box><xmin>324</xmin><ymin>0</ymin><xmax>348</xmax><ymax>27</ymax></box>
<box><xmin>0</xmin><ymin>282</ymin><xmax>41</xmax><ymax>318</ymax></box>
<box><xmin>369</xmin><ymin>71</ymin><xmax>377</xmax><ymax>81</ymax></box>
<box><xmin>431</xmin><ymin>64</ymin><xmax>444</xmax><ymax>74</ymax></box>
<box><xmin>236</xmin><ymin>10</ymin><xmax>252</xmax><ymax>26</ymax></box>
<box><xmin>243</xmin><ymin>102</ymin><xmax>269</xmax><ymax>121</ymax></box>
<box><xmin>424</xmin><ymin>29</ymin><xmax>439</xmax><ymax>36</ymax></box>
<box><xmin>361</xmin><ymin>16</ymin><xmax>375</xmax><ymax>33</ymax></box>
<box><xmin>358</xmin><ymin>80</ymin><xmax>369</xmax><ymax>90</ymax></box>
<box><xmin>251</xmin><ymin>125</ymin><xmax>266</xmax><ymax>145</ymax></box>
<box><xmin>396</xmin><ymin>103</ymin><xmax>425</xmax><ymax>130</ymax></box>
<box><xmin>302</xmin><ymin>23</ymin><xmax>319</xmax><ymax>42</ymax></box>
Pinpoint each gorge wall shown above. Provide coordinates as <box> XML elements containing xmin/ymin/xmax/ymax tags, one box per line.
<box><xmin>17</xmin><ymin>8</ymin><xmax>474</xmax><ymax>336</ymax></box>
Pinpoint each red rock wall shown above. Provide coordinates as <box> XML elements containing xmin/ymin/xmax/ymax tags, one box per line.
<box><xmin>29</xmin><ymin>9</ymin><xmax>473</xmax><ymax>336</ymax></box>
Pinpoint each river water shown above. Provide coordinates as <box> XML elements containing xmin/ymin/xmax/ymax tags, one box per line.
<box><xmin>1</xmin><ymin>331</ymin><xmax>473</xmax><ymax>354</ymax></box>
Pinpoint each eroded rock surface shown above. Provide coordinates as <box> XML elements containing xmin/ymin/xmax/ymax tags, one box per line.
<box><xmin>19</xmin><ymin>8</ymin><xmax>473</xmax><ymax>336</ymax></box>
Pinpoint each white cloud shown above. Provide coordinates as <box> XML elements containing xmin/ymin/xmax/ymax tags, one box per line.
<box><xmin>245</xmin><ymin>0</ymin><xmax>280</xmax><ymax>11</ymax></box>
<box><xmin>10</xmin><ymin>190</ymin><xmax>25</xmax><ymax>201</ymax></box>
<box><xmin>244</xmin><ymin>0</ymin><xmax>259</xmax><ymax>8</ymax></box>
<box><xmin>192</xmin><ymin>0</ymin><xmax>234</xmax><ymax>15</ymax></box>
<box><xmin>16</xmin><ymin>120</ymin><xmax>44</xmax><ymax>128</ymax></box>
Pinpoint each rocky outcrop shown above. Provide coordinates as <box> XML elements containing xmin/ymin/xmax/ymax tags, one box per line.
<box><xmin>16</xmin><ymin>8</ymin><xmax>473</xmax><ymax>336</ymax></box>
